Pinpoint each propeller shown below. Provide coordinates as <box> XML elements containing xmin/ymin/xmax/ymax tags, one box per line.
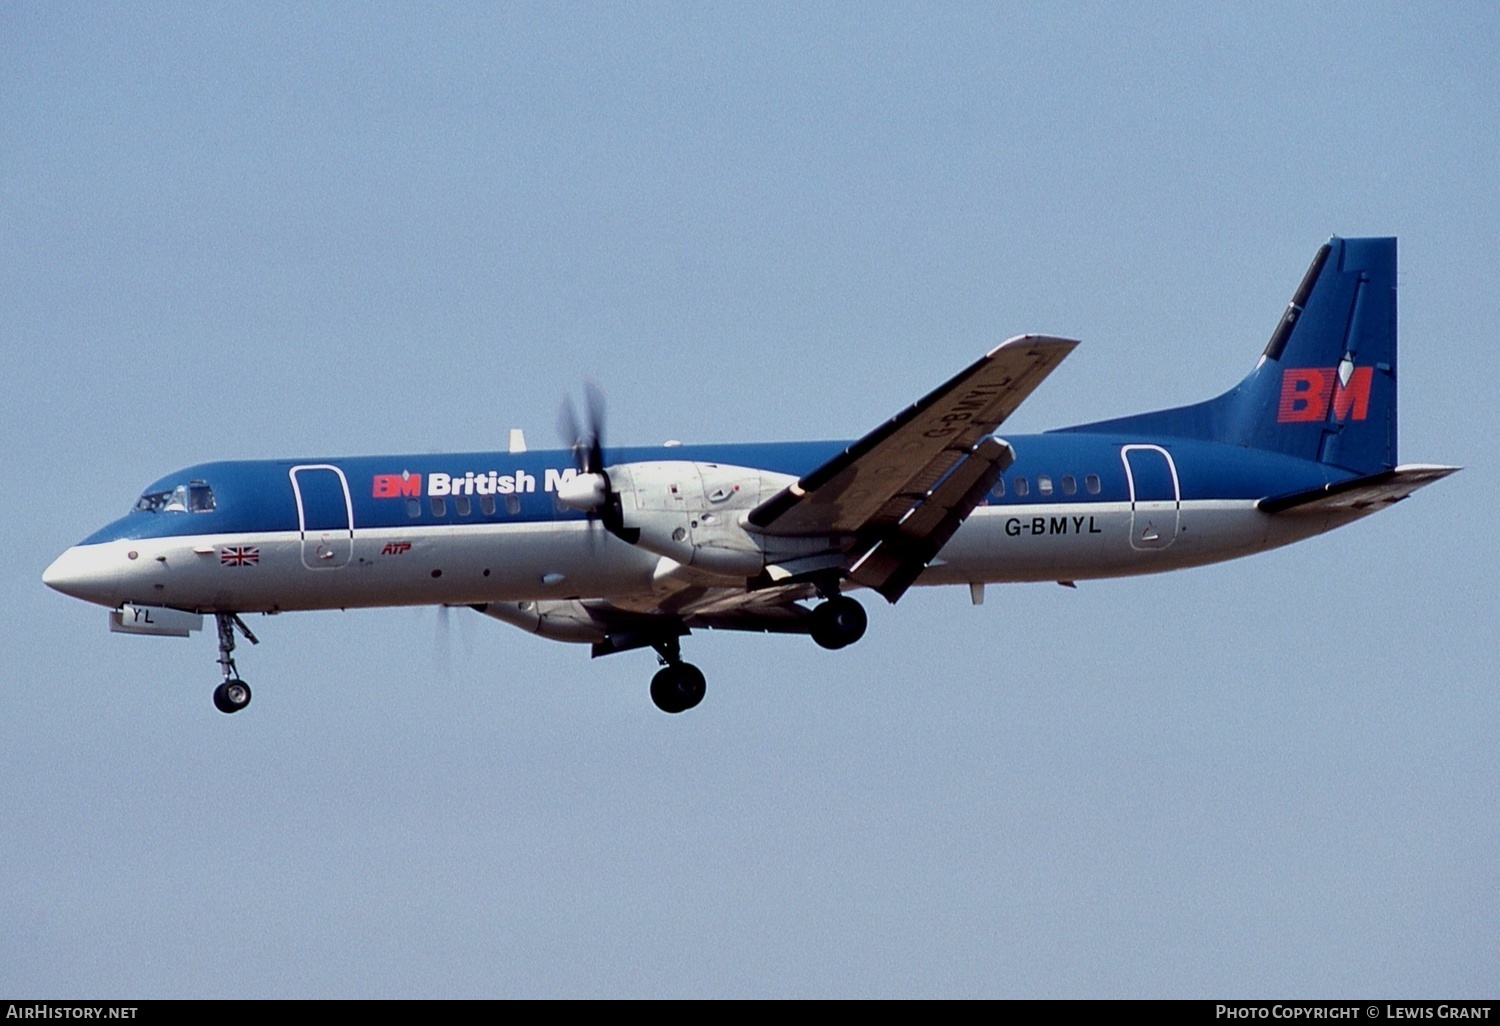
<box><xmin>556</xmin><ymin>382</ymin><xmax>640</xmax><ymax>544</ymax></box>
<box><xmin>434</xmin><ymin>603</ymin><xmax>452</xmax><ymax>680</ymax></box>
<box><xmin>424</xmin><ymin>604</ymin><xmax>473</xmax><ymax>682</ymax></box>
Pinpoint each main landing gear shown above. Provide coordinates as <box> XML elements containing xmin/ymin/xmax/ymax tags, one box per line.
<box><xmin>809</xmin><ymin>595</ymin><xmax>868</xmax><ymax>651</ymax></box>
<box><xmin>648</xmin><ymin>636</ymin><xmax>706</xmax><ymax>714</ymax></box>
<box><xmin>212</xmin><ymin>612</ymin><xmax>259</xmax><ymax>714</ymax></box>
<box><xmin>641</xmin><ymin>595</ymin><xmax>867</xmax><ymax>715</ymax></box>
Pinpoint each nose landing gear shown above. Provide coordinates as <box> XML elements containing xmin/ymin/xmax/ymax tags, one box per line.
<box><xmin>213</xmin><ymin>612</ymin><xmax>259</xmax><ymax>714</ymax></box>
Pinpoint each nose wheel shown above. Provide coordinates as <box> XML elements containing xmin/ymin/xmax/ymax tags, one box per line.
<box><xmin>213</xmin><ymin>679</ymin><xmax>252</xmax><ymax>714</ymax></box>
<box><xmin>213</xmin><ymin>613</ymin><xmax>259</xmax><ymax>714</ymax></box>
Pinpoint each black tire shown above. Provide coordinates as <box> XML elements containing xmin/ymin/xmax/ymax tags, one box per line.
<box><xmin>810</xmin><ymin>596</ymin><xmax>868</xmax><ymax>650</ymax></box>
<box><xmin>213</xmin><ymin>679</ymin><xmax>252</xmax><ymax>714</ymax></box>
<box><xmin>650</xmin><ymin>663</ymin><xmax>706</xmax><ymax>714</ymax></box>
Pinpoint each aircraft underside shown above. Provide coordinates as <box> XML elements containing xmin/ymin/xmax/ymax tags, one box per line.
<box><xmin>49</xmin><ymin>497</ymin><xmax>1371</xmax><ymax>713</ymax></box>
<box><xmin>57</xmin><ymin>500</ymin><xmax>1341</xmax><ymax>614</ymax></box>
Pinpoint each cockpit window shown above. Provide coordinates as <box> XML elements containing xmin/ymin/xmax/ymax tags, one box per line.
<box><xmin>134</xmin><ymin>491</ymin><xmax>172</xmax><ymax>512</ymax></box>
<box><xmin>185</xmin><ymin>481</ymin><xmax>215</xmax><ymax>511</ymax></box>
<box><xmin>135</xmin><ymin>480</ymin><xmax>216</xmax><ymax>513</ymax></box>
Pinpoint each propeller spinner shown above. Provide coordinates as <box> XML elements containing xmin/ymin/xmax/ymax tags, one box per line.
<box><xmin>556</xmin><ymin>383</ymin><xmax>640</xmax><ymax>544</ymax></box>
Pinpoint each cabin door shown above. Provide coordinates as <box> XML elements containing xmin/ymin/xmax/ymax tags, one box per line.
<box><xmin>1121</xmin><ymin>445</ymin><xmax>1180</xmax><ymax>550</ymax></box>
<box><xmin>290</xmin><ymin>465</ymin><xmax>354</xmax><ymax>569</ymax></box>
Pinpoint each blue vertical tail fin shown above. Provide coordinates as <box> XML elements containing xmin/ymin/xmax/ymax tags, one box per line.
<box><xmin>1055</xmin><ymin>236</ymin><xmax>1398</xmax><ymax>475</ymax></box>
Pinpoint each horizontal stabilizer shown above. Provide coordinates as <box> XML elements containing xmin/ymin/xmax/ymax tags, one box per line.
<box><xmin>1257</xmin><ymin>464</ymin><xmax>1459</xmax><ymax>515</ymax></box>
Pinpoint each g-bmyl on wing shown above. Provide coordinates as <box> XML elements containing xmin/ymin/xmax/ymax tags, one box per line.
<box><xmin>745</xmin><ymin>334</ymin><xmax>1078</xmax><ymax>601</ymax></box>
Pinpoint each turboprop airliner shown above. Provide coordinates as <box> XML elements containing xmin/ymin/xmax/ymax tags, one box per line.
<box><xmin>44</xmin><ymin>237</ymin><xmax>1456</xmax><ymax>714</ymax></box>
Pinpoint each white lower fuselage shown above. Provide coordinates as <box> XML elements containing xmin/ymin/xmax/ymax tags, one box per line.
<box><xmin>47</xmin><ymin>499</ymin><xmax>1349</xmax><ymax>618</ymax></box>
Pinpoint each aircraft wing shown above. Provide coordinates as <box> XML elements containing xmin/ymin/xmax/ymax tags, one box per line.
<box><xmin>746</xmin><ymin>334</ymin><xmax>1078</xmax><ymax>602</ymax></box>
<box><xmin>571</xmin><ymin>583</ymin><xmax>822</xmax><ymax>658</ymax></box>
<box><xmin>1257</xmin><ymin>464</ymin><xmax>1461</xmax><ymax>515</ymax></box>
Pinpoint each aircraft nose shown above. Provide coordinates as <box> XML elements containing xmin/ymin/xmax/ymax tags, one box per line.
<box><xmin>43</xmin><ymin>544</ymin><xmax>123</xmax><ymax>606</ymax></box>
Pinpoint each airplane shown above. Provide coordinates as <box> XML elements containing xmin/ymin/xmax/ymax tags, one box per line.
<box><xmin>43</xmin><ymin>236</ymin><xmax>1457</xmax><ymax>715</ymax></box>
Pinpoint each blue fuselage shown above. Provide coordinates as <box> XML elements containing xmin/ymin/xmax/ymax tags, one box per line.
<box><xmin>47</xmin><ymin>431</ymin><xmax>1354</xmax><ymax>616</ymax></box>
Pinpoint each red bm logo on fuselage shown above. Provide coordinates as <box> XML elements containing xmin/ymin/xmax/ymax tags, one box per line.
<box><xmin>1277</xmin><ymin>366</ymin><xmax>1373</xmax><ymax>423</ymax></box>
<box><xmin>372</xmin><ymin>473</ymin><xmax>422</xmax><ymax>498</ymax></box>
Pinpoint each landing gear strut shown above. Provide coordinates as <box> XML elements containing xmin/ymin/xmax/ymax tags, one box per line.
<box><xmin>809</xmin><ymin>595</ymin><xmax>867</xmax><ymax>650</ymax></box>
<box><xmin>648</xmin><ymin>635</ymin><xmax>706</xmax><ymax>714</ymax></box>
<box><xmin>213</xmin><ymin>612</ymin><xmax>259</xmax><ymax>714</ymax></box>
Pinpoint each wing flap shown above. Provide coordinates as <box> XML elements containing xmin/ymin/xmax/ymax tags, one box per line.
<box><xmin>748</xmin><ymin>335</ymin><xmax>1077</xmax><ymax>537</ymax></box>
<box><xmin>847</xmin><ymin>436</ymin><xmax>1014</xmax><ymax>602</ymax></box>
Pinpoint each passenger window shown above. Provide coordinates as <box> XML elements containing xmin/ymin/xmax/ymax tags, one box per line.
<box><xmin>406</xmin><ymin>498</ymin><xmax>421</xmax><ymax>518</ymax></box>
<box><xmin>991</xmin><ymin>478</ymin><xmax>1005</xmax><ymax>498</ymax></box>
<box><xmin>430</xmin><ymin>496</ymin><xmax>447</xmax><ymax>517</ymax></box>
<box><xmin>1014</xmin><ymin>476</ymin><xmax>1029</xmax><ymax>497</ymax></box>
<box><xmin>1085</xmin><ymin>473</ymin><xmax>1101</xmax><ymax>494</ymax></box>
<box><xmin>455</xmin><ymin>495</ymin><xmax>472</xmax><ymax>516</ymax></box>
<box><xmin>479</xmin><ymin>495</ymin><xmax>496</xmax><ymax>516</ymax></box>
<box><xmin>1061</xmin><ymin>474</ymin><xmax>1077</xmax><ymax>495</ymax></box>
<box><xmin>1037</xmin><ymin>475</ymin><xmax>1053</xmax><ymax>496</ymax></box>
<box><xmin>504</xmin><ymin>495</ymin><xmax>521</xmax><ymax>515</ymax></box>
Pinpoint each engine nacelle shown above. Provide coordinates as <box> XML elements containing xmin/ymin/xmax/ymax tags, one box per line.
<box><xmin>479</xmin><ymin>599</ymin><xmax>608</xmax><ymax>644</ymax></box>
<box><xmin>607</xmin><ymin>461</ymin><xmax>791</xmax><ymax>577</ymax></box>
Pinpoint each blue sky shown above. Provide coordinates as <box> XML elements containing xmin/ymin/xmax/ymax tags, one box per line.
<box><xmin>3</xmin><ymin>2</ymin><xmax>1496</xmax><ymax>997</ymax></box>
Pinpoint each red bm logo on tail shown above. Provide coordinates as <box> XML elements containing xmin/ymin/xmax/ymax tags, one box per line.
<box><xmin>372</xmin><ymin>472</ymin><xmax>422</xmax><ymax>497</ymax></box>
<box><xmin>1277</xmin><ymin>367</ymin><xmax>1372</xmax><ymax>423</ymax></box>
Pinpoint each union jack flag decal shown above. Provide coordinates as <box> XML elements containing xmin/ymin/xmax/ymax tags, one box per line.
<box><xmin>220</xmin><ymin>546</ymin><xmax>260</xmax><ymax>567</ymax></box>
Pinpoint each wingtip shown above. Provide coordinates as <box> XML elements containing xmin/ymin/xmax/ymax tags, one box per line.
<box><xmin>986</xmin><ymin>334</ymin><xmax>1081</xmax><ymax>358</ymax></box>
<box><xmin>1394</xmin><ymin>463</ymin><xmax>1463</xmax><ymax>476</ymax></box>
